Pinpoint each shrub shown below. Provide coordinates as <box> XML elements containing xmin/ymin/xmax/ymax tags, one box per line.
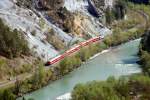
<box><xmin>0</xmin><ymin>19</ymin><xmax>30</xmax><ymax>58</ymax></box>
<box><xmin>0</xmin><ymin>89</ymin><xmax>15</xmax><ymax>100</ymax></box>
<box><xmin>72</xmin><ymin>75</ymin><xmax>150</xmax><ymax>100</ymax></box>
<box><xmin>46</xmin><ymin>29</ymin><xmax>65</xmax><ymax>50</ymax></box>
<box><xmin>59</xmin><ymin>57</ymin><xmax>72</xmax><ymax>75</ymax></box>
<box><xmin>31</xmin><ymin>30</ymin><xmax>36</xmax><ymax>36</ymax></box>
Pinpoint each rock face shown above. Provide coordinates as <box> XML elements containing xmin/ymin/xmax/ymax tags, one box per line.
<box><xmin>0</xmin><ymin>0</ymin><xmax>73</xmax><ymax>61</ymax></box>
<box><xmin>16</xmin><ymin>0</ymin><xmax>32</xmax><ymax>8</ymax></box>
<box><xmin>35</xmin><ymin>0</ymin><xmax>64</xmax><ymax>10</ymax></box>
<box><xmin>92</xmin><ymin>0</ymin><xmax>114</xmax><ymax>9</ymax></box>
<box><xmin>0</xmin><ymin>0</ymin><xmax>112</xmax><ymax>61</ymax></box>
<box><xmin>45</xmin><ymin>0</ymin><xmax>64</xmax><ymax>10</ymax></box>
<box><xmin>46</xmin><ymin>0</ymin><xmax>112</xmax><ymax>36</ymax></box>
<box><xmin>141</xmin><ymin>30</ymin><xmax>150</xmax><ymax>52</ymax></box>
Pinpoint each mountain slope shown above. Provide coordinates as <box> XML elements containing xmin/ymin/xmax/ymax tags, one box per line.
<box><xmin>0</xmin><ymin>0</ymin><xmax>112</xmax><ymax>61</ymax></box>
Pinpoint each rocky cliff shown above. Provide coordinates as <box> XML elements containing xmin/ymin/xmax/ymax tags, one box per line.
<box><xmin>141</xmin><ymin>30</ymin><xmax>150</xmax><ymax>52</ymax></box>
<box><xmin>0</xmin><ymin>0</ymin><xmax>113</xmax><ymax>61</ymax></box>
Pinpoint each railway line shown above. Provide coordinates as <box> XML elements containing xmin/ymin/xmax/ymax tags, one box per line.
<box><xmin>45</xmin><ymin>36</ymin><xmax>103</xmax><ymax>66</ymax></box>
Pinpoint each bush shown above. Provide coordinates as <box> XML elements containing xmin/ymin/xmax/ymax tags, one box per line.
<box><xmin>58</xmin><ymin>42</ymin><xmax>103</xmax><ymax>75</ymax></box>
<box><xmin>105</xmin><ymin>0</ymin><xmax>127</xmax><ymax>24</ymax></box>
<box><xmin>31</xmin><ymin>63</ymin><xmax>46</xmax><ymax>88</ymax></box>
<box><xmin>31</xmin><ymin>30</ymin><xmax>36</xmax><ymax>36</ymax></box>
<box><xmin>59</xmin><ymin>57</ymin><xmax>73</xmax><ymax>75</ymax></box>
<box><xmin>72</xmin><ymin>75</ymin><xmax>150</xmax><ymax>100</ymax></box>
<box><xmin>140</xmin><ymin>30</ymin><xmax>150</xmax><ymax>75</ymax></box>
<box><xmin>0</xmin><ymin>89</ymin><xmax>15</xmax><ymax>100</ymax></box>
<box><xmin>46</xmin><ymin>29</ymin><xmax>65</xmax><ymax>50</ymax></box>
<box><xmin>104</xmin><ymin>26</ymin><xmax>144</xmax><ymax>47</ymax></box>
<box><xmin>0</xmin><ymin>19</ymin><xmax>30</xmax><ymax>58</ymax></box>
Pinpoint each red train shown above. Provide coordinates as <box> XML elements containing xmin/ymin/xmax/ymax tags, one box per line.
<box><xmin>45</xmin><ymin>36</ymin><xmax>103</xmax><ymax>66</ymax></box>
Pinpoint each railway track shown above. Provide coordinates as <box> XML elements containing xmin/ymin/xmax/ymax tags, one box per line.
<box><xmin>45</xmin><ymin>36</ymin><xmax>103</xmax><ymax>66</ymax></box>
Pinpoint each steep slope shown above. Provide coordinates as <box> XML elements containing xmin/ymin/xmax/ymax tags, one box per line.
<box><xmin>0</xmin><ymin>0</ymin><xmax>72</xmax><ymax>61</ymax></box>
<box><xmin>141</xmin><ymin>30</ymin><xmax>150</xmax><ymax>52</ymax></box>
<box><xmin>63</xmin><ymin>0</ymin><xmax>111</xmax><ymax>37</ymax></box>
<box><xmin>64</xmin><ymin>0</ymin><xmax>88</xmax><ymax>12</ymax></box>
<box><xmin>140</xmin><ymin>30</ymin><xmax>150</xmax><ymax>75</ymax></box>
<box><xmin>0</xmin><ymin>0</ymin><xmax>112</xmax><ymax>61</ymax></box>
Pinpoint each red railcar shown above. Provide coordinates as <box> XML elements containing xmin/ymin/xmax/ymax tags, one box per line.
<box><xmin>45</xmin><ymin>54</ymin><xmax>65</xmax><ymax>65</ymax></box>
<box><xmin>45</xmin><ymin>36</ymin><xmax>102</xmax><ymax>66</ymax></box>
<box><xmin>65</xmin><ymin>45</ymin><xmax>81</xmax><ymax>55</ymax></box>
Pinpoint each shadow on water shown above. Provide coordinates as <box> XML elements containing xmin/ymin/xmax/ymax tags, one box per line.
<box><xmin>122</xmin><ymin>58</ymin><xmax>139</xmax><ymax>64</ymax></box>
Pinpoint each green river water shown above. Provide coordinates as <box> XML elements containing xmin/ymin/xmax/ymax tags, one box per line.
<box><xmin>20</xmin><ymin>39</ymin><xmax>142</xmax><ymax>100</ymax></box>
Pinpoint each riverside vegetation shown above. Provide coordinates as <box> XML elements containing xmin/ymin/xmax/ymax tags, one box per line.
<box><xmin>72</xmin><ymin>75</ymin><xmax>150</xmax><ymax>100</ymax></box>
<box><xmin>1</xmin><ymin>0</ymin><xmax>150</xmax><ymax>100</ymax></box>
<box><xmin>72</xmin><ymin>1</ymin><xmax>150</xmax><ymax>100</ymax></box>
<box><xmin>139</xmin><ymin>30</ymin><xmax>150</xmax><ymax>76</ymax></box>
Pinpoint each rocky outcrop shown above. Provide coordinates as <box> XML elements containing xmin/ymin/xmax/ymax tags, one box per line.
<box><xmin>141</xmin><ymin>30</ymin><xmax>150</xmax><ymax>52</ymax></box>
<box><xmin>0</xmin><ymin>0</ymin><xmax>112</xmax><ymax>61</ymax></box>
<box><xmin>35</xmin><ymin>0</ymin><xmax>64</xmax><ymax>10</ymax></box>
<box><xmin>46</xmin><ymin>7</ymin><xmax>74</xmax><ymax>33</ymax></box>
<box><xmin>45</xmin><ymin>0</ymin><xmax>64</xmax><ymax>10</ymax></box>
<box><xmin>92</xmin><ymin>0</ymin><xmax>114</xmax><ymax>10</ymax></box>
<box><xmin>16</xmin><ymin>0</ymin><xmax>32</xmax><ymax>8</ymax></box>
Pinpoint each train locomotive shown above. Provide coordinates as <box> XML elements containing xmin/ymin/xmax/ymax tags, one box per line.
<box><xmin>45</xmin><ymin>36</ymin><xmax>103</xmax><ymax>66</ymax></box>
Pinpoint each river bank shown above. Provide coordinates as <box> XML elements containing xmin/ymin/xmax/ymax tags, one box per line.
<box><xmin>2</xmin><ymin>3</ymin><xmax>149</xmax><ymax>99</ymax></box>
<box><xmin>20</xmin><ymin>38</ymin><xmax>142</xmax><ymax>100</ymax></box>
<box><xmin>0</xmin><ymin>24</ymin><xmax>144</xmax><ymax>100</ymax></box>
<box><xmin>10</xmin><ymin>29</ymin><xmax>145</xmax><ymax>99</ymax></box>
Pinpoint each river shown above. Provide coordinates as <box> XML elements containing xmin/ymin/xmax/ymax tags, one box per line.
<box><xmin>19</xmin><ymin>39</ymin><xmax>142</xmax><ymax>100</ymax></box>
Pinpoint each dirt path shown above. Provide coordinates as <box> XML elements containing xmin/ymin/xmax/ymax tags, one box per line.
<box><xmin>0</xmin><ymin>73</ymin><xmax>32</xmax><ymax>89</ymax></box>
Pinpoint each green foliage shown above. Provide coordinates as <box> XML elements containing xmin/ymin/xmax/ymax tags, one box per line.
<box><xmin>140</xmin><ymin>30</ymin><xmax>150</xmax><ymax>76</ymax></box>
<box><xmin>104</xmin><ymin>1</ymin><xmax>147</xmax><ymax>47</ymax></box>
<box><xmin>114</xmin><ymin>0</ymin><xmax>127</xmax><ymax>20</ymax></box>
<box><xmin>0</xmin><ymin>19</ymin><xmax>29</xmax><ymax>58</ymax></box>
<box><xmin>78</xmin><ymin>47</ymin><xmax>91</xmax><ymax>62</ymax></box>
<box><xmin>140</xmin><ymin>50</ymin><xmax>150</xmax><ymax>75</ymax></box>
<box><xmin>72</xmin><ymin>75</ymin><xmax>150</xmax><ymax>100</ymax></box>
<box><xmin>0</xmin><ymin>62</ymin><xmax>54</xmax><ymax>98</ymax></box>
<box><xmin>39</xmin><ymin>18</ymin><xmax>45</xmax><ymax>29</ymax></box>
<box><xmin>127</xmin><ymin>2</ymin><xmax>150</xmax><ymax>28</ymax></box>
<box><xmin>59</xmin><ymin>57</ymin><xmax>72</xmax><ymax>75</ymax></box>
<box><xmin>38</xmin><ymin>64</ymin><xmax>46</xmax><ymax>85</ymax></box>
<box><xmin>59</xmin><ymin>55</ymin><xmax>82</xmax><ymax>75</ymax></box>
<box><xmin>14</xmin><ymin>79</ymin><xmax>22</xmax><ymax>95</ymax></box>
<box><xmin>0</xmin><ymin>58</ymin><xmax>33</xmax><ymax>80</ymax></box>
<box><xmin>31</xmin><ymin>30</ymin><xmax>36</xmax><ymax>36</ymax></box>
<box><xmin>105</xmin><ymin>8</ymin><xmax>115</xmax><ymax>24</ymax></box>
<box><xmin>105</xmin><ymin>0</ymin><xmax>127</xmax><ymax>24</ymax></box>
<box><xmin>32</xmin><ymin>63</ymin><xmax>46</xmax><ymax>88</ymax></box>
<box><xmin>0</xmin><ymin>59</ymin><xmax>10</xmax><ymax>79</ymax></box>
<box><xmin>135</xmin><ymin>3</ymin><xmax>150</xmax><ymax>77</ymax></box>
<box><xmin>28</xmin><ymin>98</ymin><xmax>35</xmax><ymax>100</ymax></box>
<box><xmin>0</xmin><ymin>89</ymin><xmax>15</xmax><ymax>100</ymax></box>
<box><xmin>104</xmin><ymin>27</ymin><xmax>144</xmax><ymax>47</ymax></box>
<box><xmin>46</xmin><ymin>29</ymin><xmax>65</xmax><ymax>50</ymax></box>
<box><xmin>22</xmin><ymin>97</ymin><xmax>26</xmax><ymax>100</ymax></box>
<box><xmin>58</xmin><ymin>42</ymin><xmax>104</xmax><ymax>75</ymax></box>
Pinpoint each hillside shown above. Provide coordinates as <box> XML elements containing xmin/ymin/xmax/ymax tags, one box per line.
<box><xmin>140</xmin><ymin>30</ymin><xmax>150</xmax><ymax>75</ymax></box>
<box><xmin>1</xmin><ymin>0</ymin><xmax>150</xmax><ymax>99</ymax></box>
<box><xmin>0</xmin><ymin>0</ymin><xmax>112</xmax><ymax>91</ymax></box>
<box><xmin>0</xmin><ymin>0</ymin><xmax>112</xmax><ymax>62</ymax></box>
